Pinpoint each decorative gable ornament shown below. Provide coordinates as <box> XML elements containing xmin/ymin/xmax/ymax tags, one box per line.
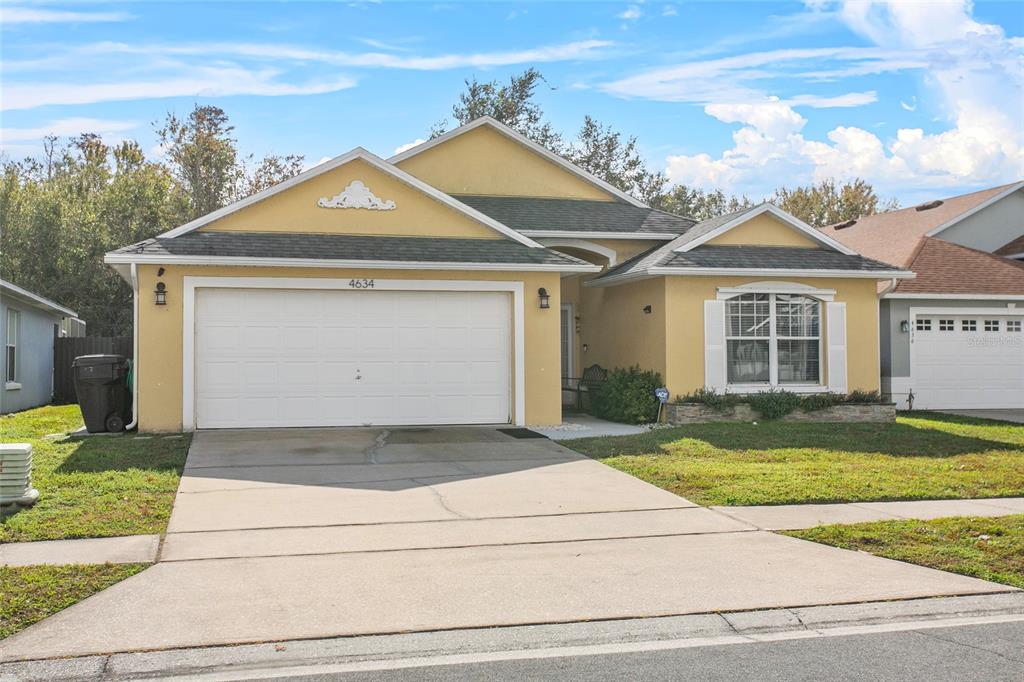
<box><xmin>318</xmin><ymin>180</ymin><xmax>396</xmax><ymax>210</ymax></box>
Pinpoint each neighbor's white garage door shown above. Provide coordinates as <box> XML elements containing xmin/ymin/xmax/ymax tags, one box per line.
<box><xmin>911</xmin><ymin>313</ymin><xmax>1023</xmax><ymax>409</ymax></box>
<box><xmin>194</xmin><ymin>288</ymin><xmax>511</xmax><ymax>428</ymax></box>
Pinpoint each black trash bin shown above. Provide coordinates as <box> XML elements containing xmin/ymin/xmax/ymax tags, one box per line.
<box><xmin>73</xmin><ymin>355</ymin><xmax>131</xmax><ymax>433</ymax></box>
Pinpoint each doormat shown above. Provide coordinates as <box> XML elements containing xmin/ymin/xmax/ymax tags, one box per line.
<box><xmin>498</xmin><ymin>428</ymin><xmax>549</xmax><ymax>439</ymax></box>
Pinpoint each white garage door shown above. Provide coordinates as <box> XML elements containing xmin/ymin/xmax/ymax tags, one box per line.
<box><xmin>194</xmin><ymin>288</ymin><xmax>512</xmax><ymax>428</ymax></box>
<box><xmin>911</xmin><ymin>313</ymin><xmax>1024</xmax><ymax>409</ymax></box>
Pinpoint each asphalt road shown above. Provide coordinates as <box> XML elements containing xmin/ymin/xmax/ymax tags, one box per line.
<box><xmin>284</xmin><ymin>621</ymin><xmax>1024</xmax><ymax>682</ymax></box>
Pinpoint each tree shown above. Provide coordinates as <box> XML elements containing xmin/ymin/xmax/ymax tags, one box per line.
<box><xmin>155</xmin><ymin>105</ymin><xmax>241</xmax><ymax>219</ymax></box>
<box><xmin>567</xmin><ymin>116</ymin><xmax>667</xmax><ymax>205</ymax></box>
<box><xmin>241</xmin><ymin>154</ymin><xmax>305</xmax><ymax>197</ymax></box>
<box><xmin>431</xmin><ymin>68</ymin><xmax>564</xmax><ymax>151</ymax></box>
<box><xmin>654</xmin><ymin>185</ymin><xmax>755</xmax><ymax>220</ymax></box>
<box><xmin>770</xmin><ymin>178</ymin><xmax>899</xmax><ymax>228</ymax></box>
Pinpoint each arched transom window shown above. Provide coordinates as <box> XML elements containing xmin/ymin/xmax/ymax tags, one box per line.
<box><xmin>725</xmin><ymin>293</ymin><xmax>821</xmax><ymax>386</ymax></box>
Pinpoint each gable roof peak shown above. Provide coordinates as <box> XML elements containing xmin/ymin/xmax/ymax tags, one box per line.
<box><xmin>388</xmin><ymin>116</ymin><xmax>649</xmax><ymax>209</ymax></box>
<box><xmin>154</xmin><ymin>145</ymin><xmax>540</xmax><ymax>247</ymax></box>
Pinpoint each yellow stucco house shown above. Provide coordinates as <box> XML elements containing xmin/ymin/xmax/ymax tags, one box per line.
<box><xmin>106</xmin><ymin>117</ymin><xmax>912</xmax><ymax>432</ymax></box>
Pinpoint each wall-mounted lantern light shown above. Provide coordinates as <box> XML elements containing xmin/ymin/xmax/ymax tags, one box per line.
<box><xmin>642</xmin><ymin>305</ymin><xmax>652</xmax><ymax>314</ymax></box>
<box><xmin>538</xmin><ymin>287</ymin><xmax>550</xmax><ymax>309</ymax></box>
<box><xmin>155</xmin><ymin>282</ymin><xmax>167</xmax><ymax>306</ymax></box>
<box><xmin>900</xmin><ymin>320</ymin><xmax>909</xmax><ymax>333</ymax></box>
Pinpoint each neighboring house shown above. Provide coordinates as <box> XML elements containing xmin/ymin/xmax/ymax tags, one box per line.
<box><xmin>821</xmin><ymin>182</ymin><xmax>1024</xmax><ymax>410</ymax></box>
<box><xmin>0</xmin><ymin>279</ymin><xmax>84</xmax><ymax>415</ymax></box>
<box><xmin>105</xmin><ymin>117</ymin><xmax>911</xmax><ymax>432</ymax></box>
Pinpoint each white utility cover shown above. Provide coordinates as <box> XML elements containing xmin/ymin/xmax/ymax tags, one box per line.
<box><xmin>911</xmin><ymin>314</ymin><xmax>1024</xmax><ymax>409</ymax></box>
<box><xmin>194</xmin><ymin>288</ymin><xmax>511</xmax><ymax>428</ymax></box>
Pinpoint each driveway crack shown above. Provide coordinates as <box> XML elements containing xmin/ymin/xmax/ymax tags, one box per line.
<box><xmin>412</xmin><ymin>478</ymin><xmax>469</xmax><ymax>519</ymax></box>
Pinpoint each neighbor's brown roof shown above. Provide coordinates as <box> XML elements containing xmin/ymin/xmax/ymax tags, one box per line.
<box><xmin>996</xmin><ymin>234</ymin><xmax>1024</xmax><ymax>257</ymax></box>
<box><xmin>820</xmin><ymin>182</ymin><xmax>1020</xmax><ymax>268</ymax></box>
<box><xmin>892</xmin><ymin>238</ymin><xmax>1024</xmax><ymax>295</ymax></box>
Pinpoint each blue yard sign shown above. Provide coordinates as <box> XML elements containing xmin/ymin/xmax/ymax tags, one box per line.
<box><xmin>654</xmin><ymin>387</ymin><xmax>670</xmax><ymax>404</ymax></box>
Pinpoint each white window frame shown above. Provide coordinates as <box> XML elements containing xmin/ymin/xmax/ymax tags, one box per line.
<box><xmin>181</xmin><ymin>276</ymin><xmax>527</xmax><ymax>431</ymax></box>
<box><xmin>5</xmin><ymin>308</ymin><xmax>20</xmax><ymax>389</ymax></box>
<box><xmin>723</xmin><ymin>293</ymin><xmax>824</xmax><ymax>392</ymax></box>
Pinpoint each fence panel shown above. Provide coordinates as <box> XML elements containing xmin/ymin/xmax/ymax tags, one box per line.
<box><xmin>53</xmin><ymin>336</ymin><xmax>132</xmax><ymax>404</ymax></box>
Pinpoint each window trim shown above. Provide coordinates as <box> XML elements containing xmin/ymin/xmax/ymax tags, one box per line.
<box><xmin>724</xmin><ymin>293</ymin><xmax>823</xmax><ymax>390</ymax></box>
<box><xmin>5</xmin><ymin>308</ymin><xmax>18</xmax><ymax>385</ymax></box>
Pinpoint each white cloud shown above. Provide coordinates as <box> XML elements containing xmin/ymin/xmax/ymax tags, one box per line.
<box><xmin>393</xmin><ymin>139</ymin><xmax>426</xmax><ymax>155</ymax></box>
<box><xmin>0</xmin><ymin>6</ymin><xmax>132</xmax><ymax>24</ymax></box>
<box><xmin>618</xmin><ymin>5</ymin><xmax>642</xmax><ymax>21</ymax></box>
<box><xmin>9</xmin><ymin>39</ymin><xmax>614</xmax><ymax>74</ymax></box>
<box><xmin>662</xmin><ymin>6</ymin><xmax>678</xmax><ymax>17</ymax></box>
<box><xmin>0</xmin><ymin>117</ymin><xmax>138</xmax><ymax>143</ymax></box>
<box><xmin>660</xmin><ymin>1</ymin><xmax>1023</xmax><ymax>196</ymax></box>
<box><xmin>900</xmin><ymin>97</ymin><xmax>916</xmax><ymax>112</ymax></box>
<box><xmin>1</xmin><ymin>67</ymin><xmax>357</xmax><ymax>111</ymax></box>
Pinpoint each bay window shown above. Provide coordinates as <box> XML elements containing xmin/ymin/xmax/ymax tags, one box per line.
<box><xmin>725</xmin><ymin>293</ymin><xmax>821</xmax><ymax>386</ymax></box>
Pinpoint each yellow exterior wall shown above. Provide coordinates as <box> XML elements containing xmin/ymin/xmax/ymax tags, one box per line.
<box><xmin>202</xmin><ymin>158</ymin><xmax>500</xmax><ymax>239</ymax></box>
<box><xmin>706</xmin><ymin>213</ymin><xmax>819</xmax><ymax>248</ymax></box>
<box><xmin>662</xmin><ymin>276</ymin><xmax>880</xmax><ymax>398</ymax></box>
<box><xmin>135</xmin><ymin>265</ymin><xmax>563</xmax><ymax>432</ymax></box>
<box><xmin>396</xmin><ymin>125</ymin><xmax>617</xmax><ymax>201</ymax></box>
<box><xmin>560</xmin><ymin>271</ymin><xmax>879</xmax><ymax>397</ymax></box>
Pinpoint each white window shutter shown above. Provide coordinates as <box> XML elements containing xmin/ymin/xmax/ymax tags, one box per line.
<box><xmin>704</xmin><ymin>300</ymin><xmax>727</xmax><ymax>391</ymax></box>
<box><xmin>826</xmin><ymin>302</ymin><xmax>848</xmax><ymax>394</ymax></box>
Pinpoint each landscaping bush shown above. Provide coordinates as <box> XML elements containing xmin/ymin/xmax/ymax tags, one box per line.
<box><xmin>591</xmin><ymin>366</ymin><xmax>662</xmax><ymax>424</ymax></box>
<box><xmin>675</xmin><ymin>388</ymin><xmax>743</xmax><ymax>410</ymax></box>
<box><xmin>747</xmin><ymin>389</ymin><xmax>803</xmax><ymax>420</ymax></box>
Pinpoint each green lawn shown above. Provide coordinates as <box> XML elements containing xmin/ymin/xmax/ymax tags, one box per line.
<box><xmin>787</xmin><ymin>515</ymin><xmax>1024</xmax><ymax>589</ymax></box>
<box><xmin>564</xmin><ymin>412</ymin><xmax>1024</xmax><ymax>506</ymax></box>
<box><xmin>0</xmin><ymin>563</ymin><xmax>149</xmax><ymax>639</ymax></box>
<box><xmin>1</xmin><ymin>405</ymin><xmax>190</xmax><ymax>543</ymax></box>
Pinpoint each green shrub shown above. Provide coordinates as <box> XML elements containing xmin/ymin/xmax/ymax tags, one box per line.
<box><xmin>798</xmin><ymin>392</ymin><xmax>842</xmax><ymax>412</ymax></box>
<box><xmin>592</xmin><ymin>366</ymin><xmax>662</xmax><ymax>424</ymax></box>
<box><xmin>675</xmin><ymin>388</ymin><xmax>742</xmax><ymax>411</ymax></box>
<box><xmin>844</xmin><ymin>389</ymin><xmax>884</xmax><ymax>404</ymax></box>
<box><xmin>746</xmin><ymin>389</ymin><xmax>802</xmax><ymax>420</ymax></box>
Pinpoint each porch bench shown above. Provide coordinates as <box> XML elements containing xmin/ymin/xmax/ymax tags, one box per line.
<box><xmin>562</xmin><ymin>364</ymin><xmax>608</xmax><ymax>411</ymax></box>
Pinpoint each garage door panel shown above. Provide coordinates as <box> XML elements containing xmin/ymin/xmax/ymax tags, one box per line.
<box><xmin>194</xmin><ymin>288</ymin><xmax>512</xmax><ymax>428</ymax></box>
<box><xmin>911</xmin><ymin>314</ymin><xmax>1023</xmax><ymax>409</ymax></box>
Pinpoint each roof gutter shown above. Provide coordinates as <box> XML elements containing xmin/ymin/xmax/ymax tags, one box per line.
<box><xmin>103</xmin><ymin>253</ymin><xmax>601</xmax><ymax>273</ymax></box>
<box><xmin>588</xmin><ymin>267</ymin><xmax>915</xmax><ymax>288</ymax></box>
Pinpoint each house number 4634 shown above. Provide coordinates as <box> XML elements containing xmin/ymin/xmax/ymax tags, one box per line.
<box><xmin>348</xmin><ymin>279</ymin><xmax>375</xmax><ymax>289</ymax></box>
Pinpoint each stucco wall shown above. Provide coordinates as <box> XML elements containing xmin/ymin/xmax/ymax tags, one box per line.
<box><xmin>0</xmin><ymin>299</ymin><xmax>59</xmax><ymax>414</ymax></box>
<box><xmin>395</xmin><ymin>125</ymin><xmax>617</xmax><ymax>201</ymax></box>
<box><xmin>581</xmin><ymin>276</ymin><xmax>667</xmax><ymax>380</ymax></box>
<box><xmin>705</xmin><ymin>213</ymin><xmax>819</xmax><ymax>248</ymax></box>
<box><xmin>936</xmin><ymin>189</ymin><xmax>1024</xmax><ymax>253</ymax></box>
<box><xmin>135</xmin><ymin>265</ymin><xmax>563</xmax><ymax>432</ymax></box>
<box><xmin>202</xmin><ymin>158</ymin><xmax>500</xmax><ymax>239</ymax></box>
<box><xmin>663</xmin><ymin>276</ymin><xmax>881</xmax><ymax>398</ymax></box>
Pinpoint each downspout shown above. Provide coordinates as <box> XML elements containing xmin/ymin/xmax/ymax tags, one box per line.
<box><xmin>126</xmin><ymin>263</ymin><xmax>139</xmax><ymax>431</ymax></box>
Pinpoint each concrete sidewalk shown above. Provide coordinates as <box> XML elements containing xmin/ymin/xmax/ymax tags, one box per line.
<box><xmin>0</xmin><ymin>535</ymin><xmax>159</xmax><ymax>567</ymax></box>
<box><xmin>4</xmin><ymin>593</ymin><xmax>1022</xmax><ymax>681</ymax></box>
<box><xmin>713</xmin><ymin>497</ymin><xmax>1024</xmax><ymax>531</ymax></box>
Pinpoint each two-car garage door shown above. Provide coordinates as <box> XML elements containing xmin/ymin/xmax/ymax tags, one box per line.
<box><xmin>911</xmin><ymin>313</ymin><xmax>1023</xmax><ymax>409</ymax></box>
<box><xmin>194</xmin><ymin>288</ymin><xmax>512</xmax><ymax>428</ymax></box>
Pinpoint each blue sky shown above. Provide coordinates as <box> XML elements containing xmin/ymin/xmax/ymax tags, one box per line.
<box><xmin>1</xmin><ymin>1</ymin><xmax>1021</xmax><ymax>204</ymax></box>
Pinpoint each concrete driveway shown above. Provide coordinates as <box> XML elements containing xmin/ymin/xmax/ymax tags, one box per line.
<box><xmin>0</xmin><ymin>427</ymin><xmax>1014</xmax><ymax>662</ymax></box>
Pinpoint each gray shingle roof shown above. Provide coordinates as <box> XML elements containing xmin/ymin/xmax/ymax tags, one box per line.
<box><xmin>112</xmin><ymin>231</ymin><xmax>593</xmax><ymax>267</ymax></box>
<box><xmin>592</xmin><ymin>204</ymin><xmax>905</xmax><ymax>283</ymax></box>
<box><xmin>452</xmin><ymin>195</ymin><xmax>695</xmax><ymax>235</ymax></box>
<box><xmin>659</xmin><ymin>245</ymin><xmax>906</xmax><ymax>271</ymax></box>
